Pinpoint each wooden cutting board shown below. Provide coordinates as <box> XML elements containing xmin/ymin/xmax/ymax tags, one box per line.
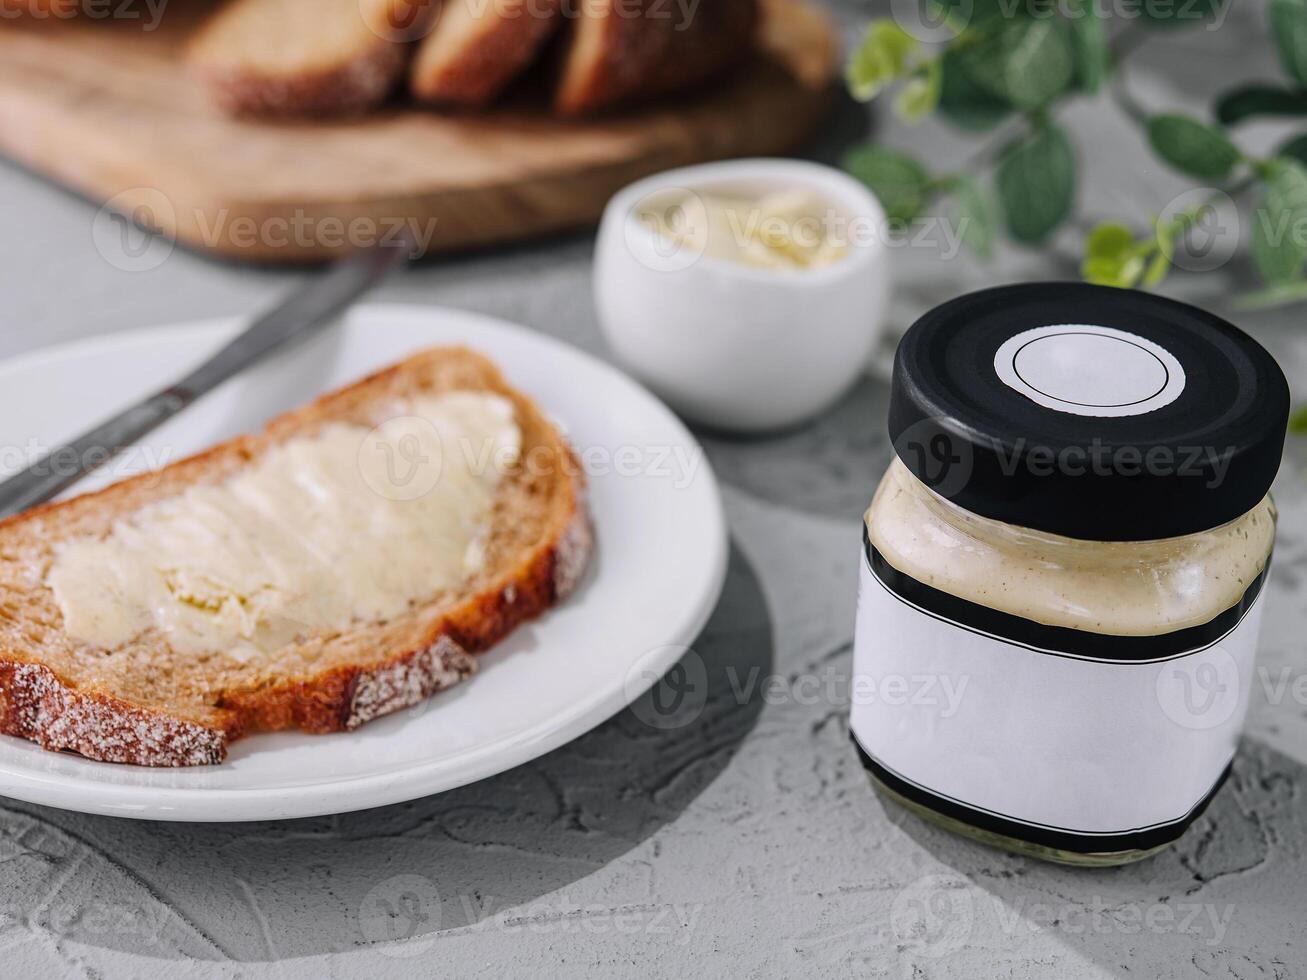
<box><xmin>0</xmin><ymin>0</ymin><xmax>840</xmax><ymax>263</ymax></box>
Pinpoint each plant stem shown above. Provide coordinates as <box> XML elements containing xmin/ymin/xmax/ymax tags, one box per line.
<box><xmin>1233</xmin><ymin>279</ymin><xmax>1307</xmax><ymax>311</ymax></box>
<box><xmin>1110</xmin><ymin>64</ymin><xmax>1150</xmax><ymax>125</ymax></box>
<box><xmin>1108</xmin><ymin>20</ymin><xmax>1155</xmax><ymax>61</ymax></box>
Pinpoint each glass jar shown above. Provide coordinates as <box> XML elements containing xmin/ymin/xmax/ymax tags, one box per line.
<box><xmin>851</xmin><ymin>284</ymin><xmax>1289</xmax><ymax>866</ymax></box>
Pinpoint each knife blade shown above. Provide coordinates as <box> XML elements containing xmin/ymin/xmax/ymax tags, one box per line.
<box><xmin>0</xmin><ymin>238</ymin><xmax>412</xmax><ymax>520</ymax></box>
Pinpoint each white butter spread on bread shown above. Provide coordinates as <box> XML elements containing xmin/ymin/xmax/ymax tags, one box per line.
<box><xmin>48</xmin><ymin>392</ymin><xmax>521</xmax><ymax>659</ymax></box>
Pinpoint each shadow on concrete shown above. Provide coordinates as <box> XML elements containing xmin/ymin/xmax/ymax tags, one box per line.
<box><xmin>0</xmin><ymin>541</ymin><xmax>774</xmax><ymax>962</ymax></box>
<box><xmin>871</xmin><ymin>737</ymin><xmax>1307</xmax><ymax>976</ymax></box>
<box><xmin>696</xmin><ymin>373</ymin><xmax>894</xmax><ymax>522</ymax></box>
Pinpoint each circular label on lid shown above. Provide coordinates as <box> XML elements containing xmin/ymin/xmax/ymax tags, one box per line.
<box><xmin>993</xmin><ymin>324</ymin><xmax>1186</xmax><ymax>418</ymax></box>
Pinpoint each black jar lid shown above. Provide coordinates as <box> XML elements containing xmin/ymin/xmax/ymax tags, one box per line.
<box><xmin>888</xmin><ymin>282</ymin><xmax>1290</xmax><ymax>541</ymax></box>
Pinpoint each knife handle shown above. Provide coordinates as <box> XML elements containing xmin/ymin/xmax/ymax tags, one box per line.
<box><xmin>0</xmin><ymin>387</ymin><xmax>193</xmax><ymax>520</ymax></box>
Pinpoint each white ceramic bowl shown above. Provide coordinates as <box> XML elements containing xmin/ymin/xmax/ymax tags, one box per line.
<box><xmin>595</xmin><ymin>158</ymin><xmax>891</xmax><ymax>433</ymax></box>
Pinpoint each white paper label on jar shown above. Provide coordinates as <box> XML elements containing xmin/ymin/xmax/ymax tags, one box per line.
<box><xmin>850</xmin><ymin>536</ymin><xmax>1266</xmax><ymax>853</ymax></box>
<box><xmin>993</xmin><ymin>324</ymin><xmax>1187</xmax><ymax>418</ymax></box>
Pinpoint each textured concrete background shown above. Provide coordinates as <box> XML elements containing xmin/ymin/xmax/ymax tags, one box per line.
<box><xmin>1</xmin><ymin>1</ymin><xmax>1306</xmax><ymax>977</ymax></box>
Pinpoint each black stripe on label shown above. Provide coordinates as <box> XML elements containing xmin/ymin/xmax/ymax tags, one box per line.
<box><xmin>852</xmin><ymin>733</ymin><xmax>1230</xmax><ymax>855</ymax></box>
<box><xmin>863</xmin><ymin>525</ymin><xmax>1269</xmax><ymax>664</ymax></box>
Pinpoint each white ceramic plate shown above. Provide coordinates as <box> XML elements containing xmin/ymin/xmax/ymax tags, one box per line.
<box><xmin>0</xmin><ymin>305</ymin><xmax>727</xmax><ymax>821</ymax></box>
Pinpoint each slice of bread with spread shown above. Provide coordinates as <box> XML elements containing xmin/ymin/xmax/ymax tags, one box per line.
<box><xmin>187</xmin><ymin>0</ymin><xmax>436</xmax><ymax>117</ymax></box>
<box><xmin>0</xmin><ymin>348</ymin><xmax>591</xmax><ymax>766</ymax></box>
<box><xmin>410</xmin><ymin>0</ymin><xmax>562</xmax><ymax>107</ymax></box>
<box><xmin>554</xmin><ymin>0</ymin><xmax>758</xmax><ymax>115</ymax></box>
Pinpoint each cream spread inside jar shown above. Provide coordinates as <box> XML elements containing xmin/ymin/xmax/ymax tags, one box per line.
<box><xmin>869</xmin><ymin>458</ymin><xmax>1276</xmax><ymax>637</ymax></box>
<box><xmin>851</xmin><ymin>284</ymin><xmax>1289</xmax><ymax>866</ymax></box>
<box><xmin>47</xmin><ymin>392</ymin><xmax>520</xmax><ymax>660</ymax></box>
<box><xmin>636</xmin><ymin>186</ymin><xmax>848</xmax><ymax>270</ymax></box>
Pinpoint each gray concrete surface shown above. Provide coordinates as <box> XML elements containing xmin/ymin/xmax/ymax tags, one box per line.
<box><xmin>1</xmin><ymin>2</ymin><xmax>1305</xmax><ymax>976</ymax></box>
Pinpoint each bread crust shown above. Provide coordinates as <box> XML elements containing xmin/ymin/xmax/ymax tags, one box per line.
<box><xmin>0</xmin><ymin>348</ymin><xmax>593</xmax><ymax>766</ymax></box>
<box><xmin>411</xmin><ymin>0</ymin><xmax>563</xmax><ymax>107</ymax></box>
<box><xmin>554</xmin><ymin>0</ymin><xmax>758</xmax><ymax>115</ymax></box>
<box><xmin>186</xmin><ymin>0</ymin><xmax>427</xmax><ymax>118</ymax></box>
<box><xmin>0</xmin><ymin>661</ymin><xmax>231</xmax><ymax>766</ymax></box>
<box><xmin>193</xmin><ymin>41</ymin><xmax>410</xmax><ymax>118</ymax></box>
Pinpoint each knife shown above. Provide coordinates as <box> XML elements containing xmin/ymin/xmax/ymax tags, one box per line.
<box><xmin>0</xmin><ymin>238</ymin><xmax>412</xmax><ymax>520</ymax></box>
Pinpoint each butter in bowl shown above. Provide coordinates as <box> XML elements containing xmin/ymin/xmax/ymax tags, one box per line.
<box><xmin>594</xmin><ymin>159</ymin><xmax>891</xmax><ymax>434</ymax></box>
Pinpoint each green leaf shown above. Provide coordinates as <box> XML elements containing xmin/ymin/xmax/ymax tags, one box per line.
<box><xmin>1081</xmin><ymin>223</ymin><xmax>1145</xmax><ymax>287</ymax></box>
<box><xmin>997</xmin><ymin>124</ymin><xmax>1077</xmax><ymax>244</ymax></box>
<box><xmin>1003</xmin><ymin>22</ymin><xmax>1075</xmax><ymax>110</ymax></box>
<box><xmin>1215</xmin><ymin>85</ymin><xmax>1307</xmax><ymax>125</ymax></box>
<box><xmin>1277</xmin><ymin>133</ymin><xmax>1307</xmax><ymax>167</ymax></box>
<box><xmin>843</xmin><ymin>147</ymin><xmax>933</xmax><ymax>223</ymax></box>
<box><xmin>1289</xmin><ymin>404</ymin><xmax>1307</xmax><ymax>433</ymax></box>
<box><xmin>1271</xmin><ymin>0</ymin><xmax>1307</xmax><ymax>86</ymax></box>
<box><xmin>945</xmin><ymin>175</ymin><xmax>996</xmax><ymax>259</ymax></box>
<box><xmin>1145</xmin><ymin>114</ymin><xmax>1242</xmax><ymax>181</ymax></box>
<box><xmin>1131</xmin><ymin>0</ymin><xmax>1227</xmax><ymax>30</ymax></box>
<box><xmin>931</xmin><ymin>0</ymin><xmax>1008</xmax><ymax>28</ymax></box>
<box><xmin>1082</xmin><ymin>256</ymin><xmax>1143</xmax><ymax>287</ymax></box>
<box><xmin>1085</xmin><ymin>222</ymin><xmax>1134</xmax><ymax>261</ymax></box>
<box><xmin>960</xmin><ymin>18</ymin><xmax>1075</xmax><ymax>111</ymax></box>
<box><xmin>894</xmin><ymin>58</ymin><xmax>943</xmax><ymax>122</ymax></box>
<box><xmin>846</xmin><ymin>20</ymin><xmax>918</xmax><ymax>102</ymax></box>
<box><xmin>937</xmin><ymin>49</ymin><xmax>1012</xmax><ymax>131</ymax></box>
<box><xmin>1066</xmin><ymin>0</ymin><xmax>1110</xmax><ymax>94</ymax></box>
<box><xmin>1252</xmin><ymin>158</ymin><xmax>1307</xmax><ymax>284</ymax></box>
